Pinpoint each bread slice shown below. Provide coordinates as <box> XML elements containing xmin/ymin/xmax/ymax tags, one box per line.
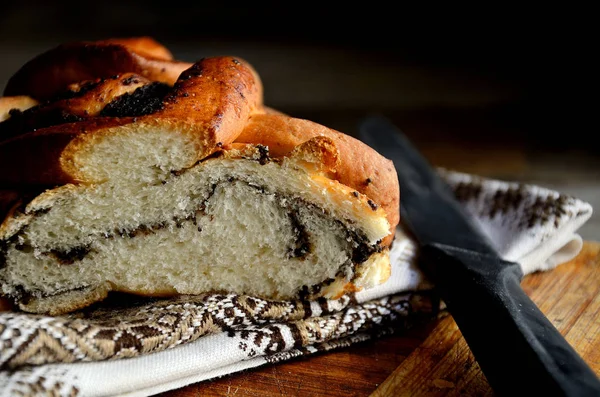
<box><xmin>0</xmin><ymin>41</ymin><xmax>399</xmax><ymax>315</ymax></box>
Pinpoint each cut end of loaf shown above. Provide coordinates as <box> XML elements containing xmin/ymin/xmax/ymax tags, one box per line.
<box><xmin>61</xmin><ymin>120</ymin><xmax>202</xmax><ymax>183</ymax></box>
<box><xmin>0</xmin><ymin>44</ymin><xmax>400</xmax><ymax>316</ymax></box>
<box><xmin>0</xmin><ymin>145</ymin><xmax>391</xmax><ymax>314</ymax></box>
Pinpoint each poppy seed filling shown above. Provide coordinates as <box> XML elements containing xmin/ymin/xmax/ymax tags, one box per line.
<box><xmin>0</xmin><ymin>159</ymin><xmax>383</xmax><ymax>303</ymax></box>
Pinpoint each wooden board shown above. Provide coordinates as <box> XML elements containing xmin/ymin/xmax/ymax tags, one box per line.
<box><xmin>160</xmin><ymin>241</ymin><xmax>600</xmax><ymax>397</ymax></box>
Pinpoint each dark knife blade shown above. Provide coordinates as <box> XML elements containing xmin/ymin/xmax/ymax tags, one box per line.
<box><xmin>359</xmin><ymin>115</ymin><xmax>600</xmax><ymax>397</ymax></box>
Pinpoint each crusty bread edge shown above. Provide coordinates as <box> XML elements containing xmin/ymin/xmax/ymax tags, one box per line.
<box><xmin>237</xmin><ymin>113</ymin><xmax>400</xmax><ymax>246</ymax></box>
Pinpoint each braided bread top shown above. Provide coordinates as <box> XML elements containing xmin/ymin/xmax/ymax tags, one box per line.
<box><xmin>0</xmin><ymin>38</ymin><xmax>399</xmax><ymax>245</ymax></box>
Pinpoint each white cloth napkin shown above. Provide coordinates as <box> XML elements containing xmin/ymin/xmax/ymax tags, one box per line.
<box><xmin>0</xmin><ymin>170</ymin><xmax>593</xmax><ymax>397</ymax></box>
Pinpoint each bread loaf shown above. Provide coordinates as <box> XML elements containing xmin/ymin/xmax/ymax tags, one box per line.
<box><xmin>0</xmin><ymin>38</ymin><xmax>399</xmax><ymax>315</ymax></box>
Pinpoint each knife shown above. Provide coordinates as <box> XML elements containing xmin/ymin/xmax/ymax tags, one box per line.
<box><xmin>358</xmin><ymin>115</ymin><xmax>600</xmax><ymax>396</ymax></box>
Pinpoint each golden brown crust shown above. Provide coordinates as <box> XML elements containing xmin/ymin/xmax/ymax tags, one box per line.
<box><xmin>3</xmin><ymin>39</ymin><xmax>192</xmax><ymax>100</ymax></box>
<box><xmin>0</xmin><ymin>38</ymin><xmax>397</xmax><ymax>243</ymax></box>
<box><xmin>57</xmin><ymin>73</ymin><xmax>152</xmax><ymax>116</ymax></box>
<box><xmin>0</xmin><ymin>73</ymin><xmax>153</xmax><ymax>143</ymax></box>
<box><xmin>0</xmin><ymin>96</ymin><xmax>38</xmax><ymax>122</ymax></box>
<box><xmin>0</xmin><ymin>37</ymin><xmax>400</xmax><ymax>314</ymax></box>
<box><xmin>236</xmin><ymin>113</ymin><xmax>400</xmax><ymax>244</ymax></box>
<box><xmin>0</xmin><ymin>56</ymin><xmax>263</xmax><ymax>186</ymax></box>
<box><xmin>102</xmin><ymin>36</ymin><xmax>174</xmax><ymax>60</ymax></box>
<box><xmin>286</xmin><ymin>136</ymin><xmax>340</xmax><ymax>174</ymax></box>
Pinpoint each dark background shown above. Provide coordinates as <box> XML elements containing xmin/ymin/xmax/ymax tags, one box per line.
<box><xmin>0</xmin><ymin>3</ymin><xmax>592</xmax><ymax>149</ymax></box>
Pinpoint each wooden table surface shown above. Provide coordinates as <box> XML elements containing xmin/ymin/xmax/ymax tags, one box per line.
<box><xmin>159</xmin><ymin>241</ymin><xmax>600</xmax><ymax>396</ymax></box>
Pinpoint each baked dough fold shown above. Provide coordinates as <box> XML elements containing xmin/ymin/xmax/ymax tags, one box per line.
<box><xmin>0</xmin><ymin>38</ymin><xmax>399</xmax><ymax>315</ymax></box>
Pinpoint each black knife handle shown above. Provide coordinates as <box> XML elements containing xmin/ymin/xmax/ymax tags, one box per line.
<box><xmin>420</xmin><ymin>243</ymin><xmax>600</xmax><ymax>397</ymax></box>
